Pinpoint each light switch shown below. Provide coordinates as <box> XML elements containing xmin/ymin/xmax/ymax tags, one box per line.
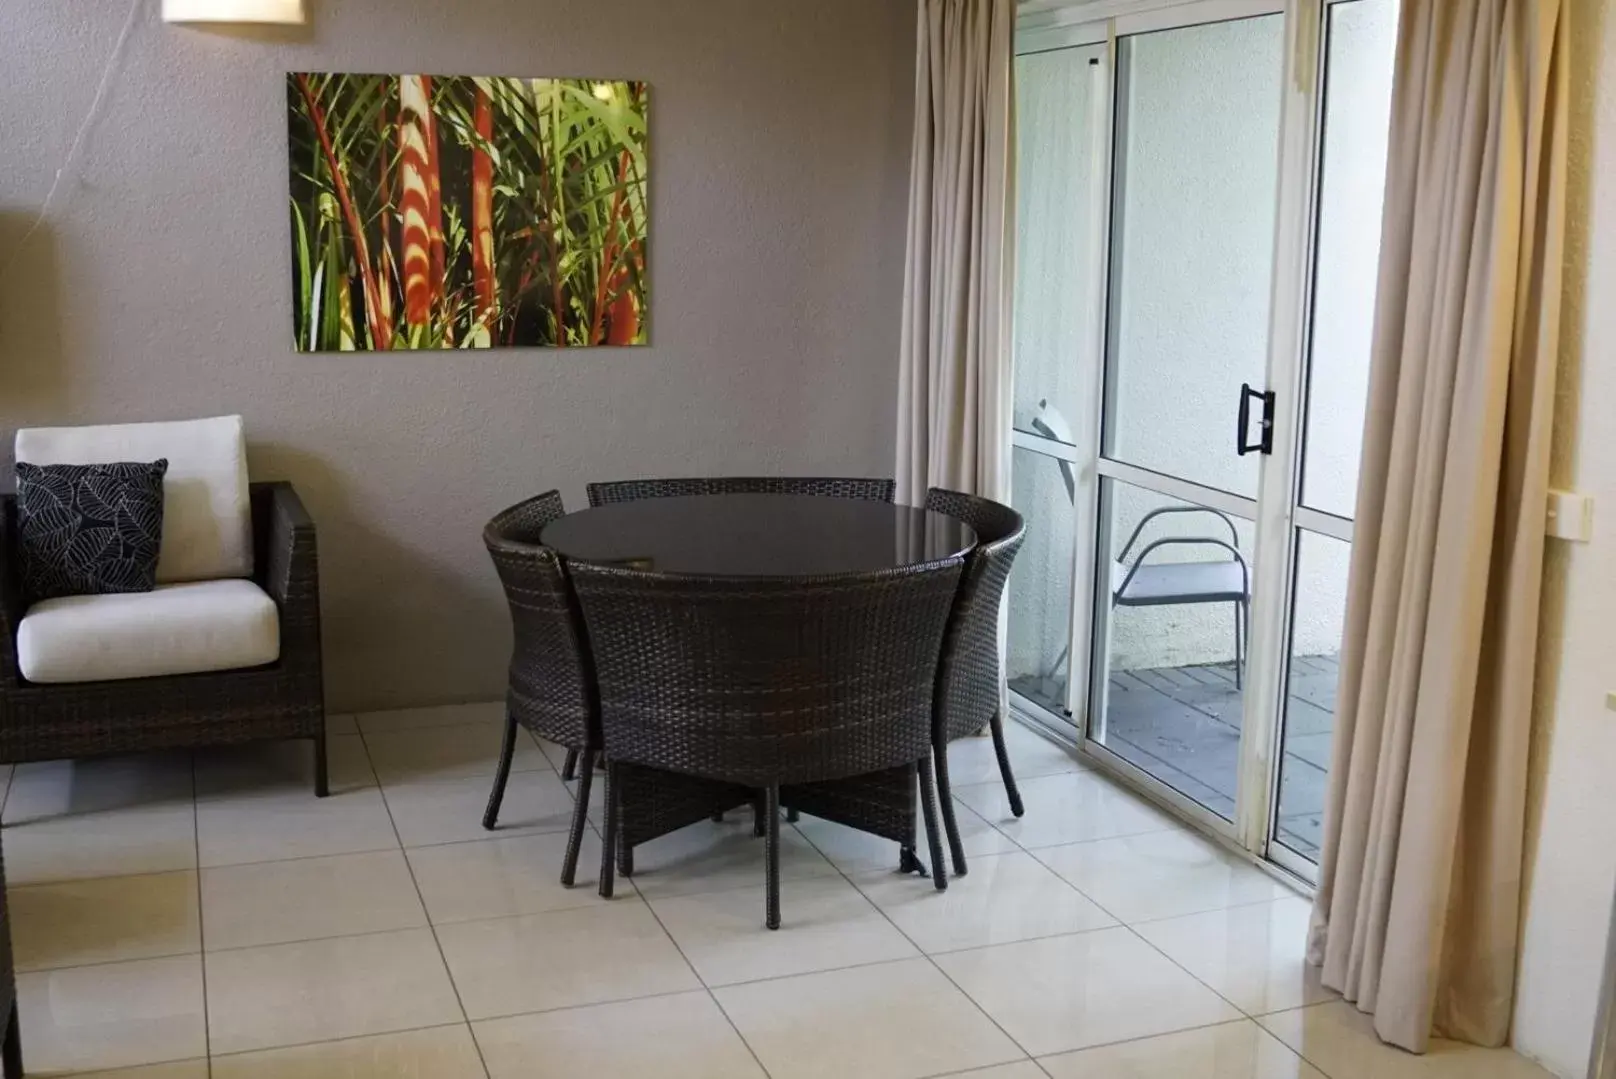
<box><xmin>1547</xmin><ymin>489</ymin><xmax>1594</xmax><ymax>542</ymax></box>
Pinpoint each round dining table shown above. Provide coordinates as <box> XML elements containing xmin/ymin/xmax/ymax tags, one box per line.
<box><xmin>539</xmin><ymin>492</ymin><xmax>978</xmax><ymax>575</ymax></box>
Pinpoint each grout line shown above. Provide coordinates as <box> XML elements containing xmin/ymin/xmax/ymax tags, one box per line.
<box><xmin>790</xmin><ymin>813</ymin><xmax>1032</xmax><ymax>1071</ymax></box>
<box><xmin>204</xmin><ymin>1020</ymin><xmax>473</xmax><ymax>1063</ymax></box>
<box><xmin>356</xmin><ymin>722</ymin><xmax>494</xmax><ymax>1079</ymax></box>
<box><xmin>17</xmin><ymin>944</ymin><xmax>202</xmax><ymax>977</ymax></box>
<box><xmin>191</xmin><ymin>752</ymin><xmax>214</xmax><ymax>1079</ymax></box>
<box><xmin>636</xmin><ymin>874</ymin><xmax>776</xmax><ymax>1079</ymax></box>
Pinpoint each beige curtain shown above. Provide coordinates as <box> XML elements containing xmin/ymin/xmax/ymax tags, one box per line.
<box><xmin>1308</xmin><ymin>0</ymin><xmax>1568</xmax><ymax>1054</ymax></box>
<box><xmin>894</xmin><ymin>0</ymin><xmax>1014</xmax><ymax>505</ymax></box>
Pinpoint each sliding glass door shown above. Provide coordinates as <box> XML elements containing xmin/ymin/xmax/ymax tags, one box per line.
<box><xmin>1007</xmin><ymin>0</ymin><xmax>1400</xmax><ymax>877</ymax></box>
<box><xmin>1008</xmin><ymin>38</ymin><xmax>1105</xmax><ymax>723</ymax></box>
<box><xmin>1088</xmin><ymin>7</ymin><xmax>1283</xmax><ymax>834</ymax></box>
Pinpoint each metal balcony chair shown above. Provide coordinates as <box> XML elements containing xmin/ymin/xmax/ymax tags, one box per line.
<box><xmin>1112</xmin><ymin>506</ymin><xmax>1251</xmax><ymax>687</ymax></box>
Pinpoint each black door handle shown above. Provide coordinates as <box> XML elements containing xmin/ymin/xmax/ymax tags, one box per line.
<box><xmin>1237</xmin><ymin>383</ymin><xmax>1275</xmax><ymax>456</ymax></box>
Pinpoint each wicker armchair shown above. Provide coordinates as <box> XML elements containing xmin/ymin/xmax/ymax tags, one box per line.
<box><xmin>926</xmin><ymin>487</ymin><xmax>1028</xmax><ymax>877</ymax></box>
<box><xmin>480</xmin><ymin>492</ymin><xmax>598</xmax><ymax>887</ymax></box>
<box><xmin>0</xmin><ymin>481</ymin><xmax>328</xmax><ymax>794</ymax></box>
<box><xmin>571</xmin><ymin>557</ymin><xmax>963</xmax><ymax>929</ymax></box>
<box><xmin>586</xmin><ymin>475</ymin><xmax>896</xmax><ymax>507</ymax></box>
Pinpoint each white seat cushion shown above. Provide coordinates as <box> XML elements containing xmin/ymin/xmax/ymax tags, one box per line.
<box><xmin>17</xmin><ymin>580</ymin><xmax>280</xmax><ymax>684</ymax></box>
<box><xmin>16</xmin><ymin>416</ymin><xmax>252</xmax><ymax>583</ymax></box>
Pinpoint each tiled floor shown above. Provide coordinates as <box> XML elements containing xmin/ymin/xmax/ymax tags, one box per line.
<box><xmin>0</xmin><ymin>705</ymin><xmax>1550</xmax><ymax>1079</ymax></box>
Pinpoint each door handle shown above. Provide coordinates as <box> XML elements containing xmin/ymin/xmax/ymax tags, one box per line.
<box><xmin>1237</xmin><ymin>384</ymin><xmax>1275</xmax><ymax>456</ymax></box>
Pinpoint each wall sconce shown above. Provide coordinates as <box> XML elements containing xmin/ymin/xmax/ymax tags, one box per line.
<box><xmin>162</xmin><ymin>0</ymin><xmax>306</xmax><ymax>24</ymax></box>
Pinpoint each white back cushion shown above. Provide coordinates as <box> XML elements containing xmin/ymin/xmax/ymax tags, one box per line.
<box><xmin>16</xmin><ymin>416</ymin><xmax>252</xmax><ymax>583</ymax></box>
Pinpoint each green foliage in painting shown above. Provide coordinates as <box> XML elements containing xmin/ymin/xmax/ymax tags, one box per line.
<box><xmin>287</xmin><ymin>73</ymin><xmax>650</xmax><ymax>351</ymax></box>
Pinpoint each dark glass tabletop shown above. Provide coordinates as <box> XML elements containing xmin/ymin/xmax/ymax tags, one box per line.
<box><xmin>540</xmin><ymin>493</ymin><xmax>977</xmax><ymax>577</ymax></box>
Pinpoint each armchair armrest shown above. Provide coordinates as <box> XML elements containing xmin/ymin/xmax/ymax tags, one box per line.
<box><xmin>0</xmin><ymin>497</ymin><xmax>23</xmax><ymax>683</ymax></box>
<box><xmin>251</xmin><ymin>482</ymin><xmax>322</xmax><ymax>661</ymax></box>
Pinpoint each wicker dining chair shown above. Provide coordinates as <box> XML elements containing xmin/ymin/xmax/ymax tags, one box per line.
<box><xmin>926</xmin><ymin>487</ymin><xmax>1029</xmax><ymax>877</ymax></box>
<box><xmin>580</xmin><ymin>474</ymin><xmax>896</xmax><ymax>822</ymax></box>
<box><xmin>570</xmin><ymin>557</ymin><xmax>963</xmax><ymax>929</ymax></box>
<box><xmin>585</xmin><ymin>475</ymin><xmax>896</xmax><ymax>508</ymax></box>
<box><xmin>480</xmin><ymin>492</ymin><xmax>597</xmax><ymax>888</ymax></box>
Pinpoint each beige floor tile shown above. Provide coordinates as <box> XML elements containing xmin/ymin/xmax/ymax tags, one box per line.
<box><xmin>211</xmin><ymin>1024</ymin><xmax>486</xmax><ymax>1078</ymax></box>
<box><xmin>851</xmin><ymin>850</ymin><xmax>1115</xmax><ymax>954</ymax></box>
<box><xmin>59</xmin><ymin>1060</ymin><xmax>211</xmax><ymax>1078</ymax></box>
<box><xmin>1033</xmin><ymin>829</ymin><xmax>1290</xmax><ymax>923</ymax></box>
<box><xmin>475</xmin><ymin>991</ymin><xmax>766</xmax><ymax>1079</ymax></box>
<box><xmin>794</xmin><ymin>801</ymin><xmax>1017</xmax><ymax>873</ymax></box>
<box><xmin>4</xmin><ymin>752</ymin><xmax>192</xmax><ymax>822</ymax></box>
<box><xmin>4</xmin><ymin>802</ymin><xmax>197</xmax><ymax>886</ymax></box>
<box><xmin>17</xmin><ymin>955</ymin><xmax>206</xmax><ymax>1074</ymax></box>
<box><xmin>946</xmin><ymin>722</ymin><xmax>1085</xmax><ymax>787</ymax></box>
<box><xmin>326</xmin><ymin>713</ymin><xmax>359</xmax><ymax>735</ymax></box>
<box><xmin>407</xmin><ymin>831</ymin><xmax>602</xmax><ymax>924</ymax></box>
<box><xmin>1039</xmin><ymin>1020</ymin><xmax>1326</xmax><ymax>1078</ymax></box>
<box><xmin>714</xmin><ymin>957</ymin><xmax>1023</xmax><ymax>1079</ymax></box>
<box><xmin>1258</xmin><ymin>1002</ymin><xmax>1555</xmax><ymax>1079</ymax></box>
<box><xmin>356</xmin><ymin>700</ymin><xmax>505</xmax><ymax>735</ymax></box>
<box><xmin>435</xmin><ymin>899</ymin><xmax>700</xmax><ymax>1020</ymax></box>
<box><xmin>1133</xmin><ymin>897</ymin><xmax>1335</xmax><ymax>1016</ymax></box>
<box><xmin>623</xmin><ymin>816</ymin><xmax>839</xmax><ymax>899</ymax></box>
<box><xmin>195</xmin><ymin>785</ymin><xmax>399</xmax><ymax>868</ymax></box>
<box><xmin>365</xmin><ymin>721</ymin><xmax>545</xmax><ymax>786</ymax></box>
<box><xmin>11</xmin><ymin>870</ymin><xmax>200</xmax><ymax>972</ymax></box>
<box><xmin>205</xmin><ymin>927</ymin><xmax>462</xmax><ymax>1055</ymax></box>
<box><xmin>935</xmin><ymin>927</ymin><xmax>1241</xmax><ymax>1057</ymax></box>
<box><xmin>942</xmin><ymin>1065</ymin><xmax>1047</xmax><ymax>1078</ymax></box>
<box><xmin>195</xmin><ymin>735</ymin><xmax>373</xmax><ymax>799</ymax></box>
<box><xmin>954</xmin><ymin>772</ymin><xmax>1178</xmax><ymax>851</ymax></box>
<box><xmin>651</xmin><ymin>874</ymin><xmax>918</xmax><ymax>986</ymax></box>
<box><xmin>201</xmin><ymin>849</ymin><xmax>426</xmax><ymax>950</ymax></box>
<box><xmin>384</xmin><ymin>768</ymin><xmax>580</xmax><ymax>848</ymax></box>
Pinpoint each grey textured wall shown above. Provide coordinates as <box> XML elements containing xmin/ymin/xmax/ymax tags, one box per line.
<box><xmin>0</xmin><ymin>0</ymin><xmax>916</xmax><ymax>711</ymax></box>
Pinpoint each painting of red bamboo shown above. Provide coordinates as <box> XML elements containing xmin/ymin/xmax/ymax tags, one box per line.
<box><xmin>287</xmin><ymin>73</ymin><xmax>649</xmax><ymax>351</ymax></box>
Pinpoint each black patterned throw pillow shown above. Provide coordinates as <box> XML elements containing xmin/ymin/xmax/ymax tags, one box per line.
<box><xmin>15</xmin><ymin>460</ymin><xmax>168</xmax><ymax>601</ymax></box>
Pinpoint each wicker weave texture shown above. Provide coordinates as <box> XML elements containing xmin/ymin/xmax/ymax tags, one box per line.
<box><xmin>570</xmin><ymin>559</ymin><xmax>963</xmax><ymax>790</ymax></box>
<box><xmin>0</xmin><ymin>482</ymin><xmax>326</xmax><ymax>765</ymax></box>
<box><xmin>483</xmin><ymin>492</ymin><xmax>595</xmax><ymax>751</ymax></box>
<box><xmin>926</xmin><ymin>488</ymin><xmax>1027</xmax><ymax>743</ymax></box>
<box><xmin>586</xmin><ymin>476</ymin><xmax>896</xmax><ymax>507</ymax></box>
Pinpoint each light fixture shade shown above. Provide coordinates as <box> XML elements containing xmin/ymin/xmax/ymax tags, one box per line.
<box><xmin>162</xmin><ymin>0</ymin><xmax>305</xmax><ymax>24</ymax></box>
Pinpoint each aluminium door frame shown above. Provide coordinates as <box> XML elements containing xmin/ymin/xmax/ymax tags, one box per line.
<box><xmin>1010</xmin><ymin>0</ymin><xmax>1350</xmax><ymax>876</ymax></box>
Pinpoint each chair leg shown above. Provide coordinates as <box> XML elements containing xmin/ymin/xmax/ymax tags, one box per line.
<box><xmin>561</xmin><ymin>748</ymin><xmax>580</xmax><ymax>782</ymax></box>
<box><xmin>898</xmin><ymin>845</ymin><xmax>927</xmax><ymax>875</ymax></box>
<box><xmin>752</xmin><ymin>792</ymin><xmax>767</xmax><ymax>838</ymax></box>
<box><xmin>786</xmin><ymin>807</ymin><xmax>800</xmax><ymax>823</ymax></box>
<box><xmin>481</xmin><ymin>712</ymin><xmax>521</xmax><ymax>830</ymax></box>
<box><xmin>598</xmin><ymin>763</ymin><xmax>619</xmax><ymax>900</ymax></box>
<box><xmin>3</xmin><ymin>999</ymin><xmax>20</xmax><ymax>1079</ymax></box>
<box><xmin>917</xmin><ymin>757</ymin><xmax>948</xmax><ymax>892</ymax></box>
<box><xmin>990</xmin><ymin>710</ymin><xmax>1024</xmax><ymax>818</ymax></box>
<box><xmin>711</xmin><ymin>811</ymin><xmax>725</xmax><ymax>823</ymax></box>
<box><xmin>764</xmin><ymin>784</ymin><xmax>782</xmax><ymax>930</ymax></box>
<box><xmin>934</xmin><ymin>739</ymin><xmax>968</xmax><ymax>876</ymax></box>
<box><xmin>560</xmin><ymin>745</ymin><xmax>595</xmax><ymax>888</ymax></box>
<box><xmin>313</xmin><ymin>735</ymin><xmax>329</xmax><ymax>798</ymax></box>
<box><xmin>618</xmin><ymin>840</ymin><xmax>635</xmax><ymax>878</ymax></box>
<box><xmin>1233</xmin><ymin>602</ymin><xmax>1244</xmax><ymax>690</ymax></box>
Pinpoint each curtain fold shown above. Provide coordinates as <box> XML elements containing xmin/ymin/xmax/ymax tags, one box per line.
<box><xmin>1308</xmin><ymin>0</ymin><xmax>1568</xmax><ymax>1053</ymax></box>
<box><xmin>894</xmin><ymin>0</ymin><xmax>1015</xmax><ymax>505</ymax></box>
